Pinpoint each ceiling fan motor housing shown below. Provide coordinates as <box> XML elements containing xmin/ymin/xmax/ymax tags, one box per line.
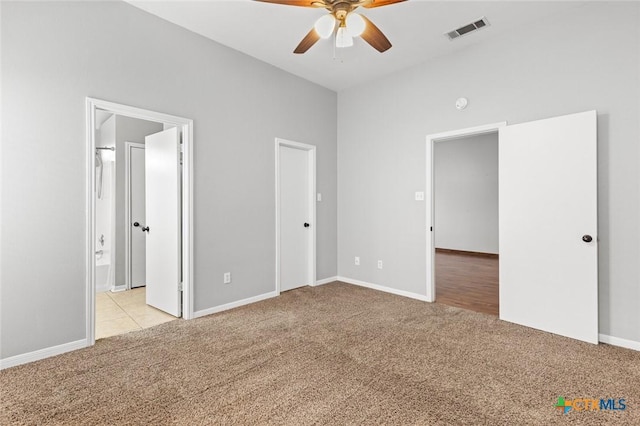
<box><xmin>330</xmin><ymin>2</ymin><xmax>357</xmax><ymax>21</ymax></box>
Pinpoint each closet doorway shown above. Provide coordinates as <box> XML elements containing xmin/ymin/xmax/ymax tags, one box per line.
<box><xmin>432</xmin><ymin>131</ymin><xmax>499</xmax><ymax>315</ymax></box>
<box><xmin>426</xmin><ymin>112</ymin><xmax>598</xmax><ymax>344</ymax></box>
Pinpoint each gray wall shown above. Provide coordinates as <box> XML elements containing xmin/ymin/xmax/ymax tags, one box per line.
<box><xmin>114</xmin><ymin>116</ymin><xmax>163</xmax><ymax>287</ymax></box>
<box><xmin>338</xmin><ymin>2</ymin><xmax>640</xmax><ymax>342</ymax></box>
<box><xmin>434</xmin><ymin>133</ymin><xmax>498</xmax><ymax>254</ymax></box>
<box><xmin>0</xmin><ymin>1</ymin><xmax>337</xmax><ymax>359</ymax></box>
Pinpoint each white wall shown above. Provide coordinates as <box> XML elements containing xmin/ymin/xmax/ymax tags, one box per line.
<box><xmin>114</xmin><ymin>116</ymin><xmax>163</xmax><ymax>288</ymax></box>
<box><xmin>338</xmin><ymin>2</ymin><xmax>640</xmax><ymax>342</ymax></box>
<box><xmin>0</xmin><ymin>1</ymin><xmax>337</xmax><ymax>359</ymax></box>
<box><xmin>434</xmin><ymin>133</ymin><xmax>498</xmax><ymax>254</ymax></box>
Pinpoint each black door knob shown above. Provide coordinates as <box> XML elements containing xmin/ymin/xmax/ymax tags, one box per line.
<box><xmin>304</xmin><ymin>223</ymin><xmax>310</xmax><ymax>228</ymax></box>
<box><xmin>582</xmin><ymin>234</ymin><xmax>593</xmax><ymax>243</ymax></box>
<box><xmin>133</xmin><ymin>222</ymin><xmax>140</xmax><ymax>227</ymax></box>
<box><xmin>142</xmin><ymin>226</ymin><xmax>150</xmax><ymax>233</ymax></box>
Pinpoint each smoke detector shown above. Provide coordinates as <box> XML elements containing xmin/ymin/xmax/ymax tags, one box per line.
<box><xmin>445</xmin><ymin>17</ymin><xmax>490</xmax><ymax>41</ymax></box>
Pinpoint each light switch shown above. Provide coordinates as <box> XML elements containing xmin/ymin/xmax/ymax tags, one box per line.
<box><xmin>317</xmin><ymin>193</ymin><xmax>322</xmax><ymax>202</ymax></box>
<box><xmin>415</xmin><ymin>192</ymin><xmax>425</xmax><ymax>201</ymax></box>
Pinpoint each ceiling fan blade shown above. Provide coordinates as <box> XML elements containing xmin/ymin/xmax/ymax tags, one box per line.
<box><xmin>360</xmin><ymin>16</ymin><xmax>392</xmax><ymax>52</ymax></box>
<box><xmin>294</xmin><ymin>28</ymin><xmax>320</xmax><ymax>54</ymax></box>
<box><xmin>362</xmin><ymin>0</ymin><xmax>407</xmax><ymax>8</ymax></box>
<box><xmin>254</xmin><ymin>0</ymin><xmax>325</xmax><ymax>7</ymax></box>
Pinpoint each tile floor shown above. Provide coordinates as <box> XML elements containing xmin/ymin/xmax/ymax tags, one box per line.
<box><xmin>96</xmin><ymin>287</ymin><xmax>177</xmax><ymax>339</ymax></box>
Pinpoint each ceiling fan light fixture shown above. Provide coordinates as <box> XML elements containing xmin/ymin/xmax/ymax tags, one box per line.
<box><xmin>336</xmin><ymin>26</ymin><xmax>353</xmax><ymax>48</ymax></box>
<box><xmin>314</xmin><ymin>14</ymin><xmax>336</xmax><ymax>39</ymax></box>
<box><xmin>346</xmin><ymin>12</ymin><xmax>366</xmax><ymax>37</ymax></box>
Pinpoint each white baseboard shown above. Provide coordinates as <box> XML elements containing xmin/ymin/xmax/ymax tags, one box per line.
<box><xmin>599</xmin><ymin>334</ymin><xmax>640</xmax><ymax>351</ymax></box>
<box><xmin>111</xmin><ymin>284</ymin><xmax>127</xmax><ymax>292</ymax></box>
<box><xmin>337</xmin><ymin>276</ymin><xmax>430</xmax><ymax>302</ymax></box>
<box><xmin>0</xmin><ymin>339</ymin><xmax>87</xmax><ymax>370</ymax></box>
<box><xmin>193</xmin><ymin>291</ymin><xmax>278</xmax><ymax>319</ymax></box>
<box><xmin>314</xmin><ymin>276</ymin><xmax>338</xmax><ymax>286</ymax></box>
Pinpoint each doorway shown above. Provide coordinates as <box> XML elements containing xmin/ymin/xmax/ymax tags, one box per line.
<box><xmin>426</xmin><ymin>122</ymin><xmax>505</xmax><ymax>311</ymax></box>
<box><xmin>426</xmin><ymin>112</ymin><xmax>598</xmax><ymax>344</ymax></box>
<box><xmin>275</xmin><ymin>138</ymin><xmax>316</xmax><ymax>293</ymax></box>
<box><xmin>433</xmin><ymin>132</ymin><xmax>499</xmax><ymax>315</ymax></box>
<box><xmin>86</xmin><ymin>98</ymin><xmax>194</xmax><ymax>345</ymax></box>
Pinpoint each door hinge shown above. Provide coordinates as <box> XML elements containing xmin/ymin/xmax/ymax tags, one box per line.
<box><xmin>430</xmin><ymin>226</ymin><xmax>433</xmax><ymax>231</ymax></box>
<box><xmin>180</xmin><ymin>151</ymin><xmax>183</xmax><ymax>165</ymax></box>
<box><xmin>178</xmin><ymin>282</ymin><xmax>183</xmax><ymax>291</ymax></box>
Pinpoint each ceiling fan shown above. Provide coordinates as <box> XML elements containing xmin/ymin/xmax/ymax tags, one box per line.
<box><xmin>255</xmin><ymin>0</ymin><xmax>407</xmax><ymax>54</ymax></box>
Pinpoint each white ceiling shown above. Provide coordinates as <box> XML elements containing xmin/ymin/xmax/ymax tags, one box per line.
<box><xmin>126</xmin><ymin>1</ymin><xmax>587</xmax><ymax>92</ymax></box>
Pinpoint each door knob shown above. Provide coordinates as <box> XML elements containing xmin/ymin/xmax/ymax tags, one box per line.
<box><xmin>142</xmin><ymin>226</ymin><xmax>150</xmax><ymax>233</ymax></box>
<box><xmin>304</xmin><ymin>223</ymin><xmax>310</xmax><ymax>228</ymax></box>
<box><xmin>133</xmin><ymin>222</ymin><xmax>140</xmax><ymax>227</ymax></box>
<box><xmin>582</xmin><ymin>234</ymin><xmax>593</xmax><ymax>243</ymax></box>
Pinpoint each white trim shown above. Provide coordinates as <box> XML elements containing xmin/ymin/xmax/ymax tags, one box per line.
<box><xmin>0</xmin><ymin>339</ymin><xmax>86</xmax><ymax>370</ymax></box>
<box><xmin>124</xmin><ymin>142</ymin><xmax>145</xmax><ymax>290</ymax></box>
<box><xmin>193</xmin><ymin>291</ymin><xmax>278</xmax><ymax>319</ymax></box>
<box><xmin>275</xmin><ymin>138</ymin><xmax>317</xmax><ymax>295</ymax></box>
<box><xmin>111</xmin><ymin>284</ymin><xmax>127</xmax><ymax>293</ymax></box>
<box><xmin>85</xmin><ymin>100</ymin><xmax>97</xmax><ymax>348</ymax></box>
<box><xmin>337</xmin><ymin>276</ymin><xmax>430</xmax><ymax>302</ymax></box>
<box><xmin>599</xmin><ymin>334</ymin><xmax>640</xmax><ymax>351</ymax></box>
<box><xmin>86</xmin><ymin>98</ymin><xmax>195</xmax><ymax>350</ymax></box>
<box><xmin>425</xmin><ymin>122</ymin><xmax>506</xmax><ymax>302</ymax></box>
<box><xmin>315</xmin><ymin>276</ymin><xmax>338</xmax><ymax>286</ymax></box>
<box><xmin>182</xmin><ymin>121</ymin><xmax>195</xmax><ymax>320</ymax></box>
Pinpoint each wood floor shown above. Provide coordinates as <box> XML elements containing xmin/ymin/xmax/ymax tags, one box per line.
<box><xmin>435</xmin><ymin>249</ymin><xmax>499</xmax><ymax>316</ymax></box>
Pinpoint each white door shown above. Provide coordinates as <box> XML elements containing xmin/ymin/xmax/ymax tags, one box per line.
<box><xmin>145</xmin><ymin>127</ymin><xmax>181</xmax><ymax>317</ymax></box>
<box><xmin>499</xmin><ymin>110</ymin><xmax>598</xmax><ymax>343</ymax></box>
<box><xmin>129</xmin><ymin>144</ymin><xmax>146</xmax><ymax>288</ymax></box>
<box><xmin>279</xmin><ymin>145</ymin><xmax>311</xmax><ymax>292</ymax></box>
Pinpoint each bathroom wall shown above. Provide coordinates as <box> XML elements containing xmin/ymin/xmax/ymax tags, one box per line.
<box><xmin>95</xmin><ymin>115</ymin><xmax>117</xmax><ymax>292</ymax></box>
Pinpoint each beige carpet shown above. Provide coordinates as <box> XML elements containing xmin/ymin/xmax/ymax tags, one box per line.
<box><xmin>1</xmin><ymin>282</ymin><xmax>639</xmax><ymax>425</ymax></box>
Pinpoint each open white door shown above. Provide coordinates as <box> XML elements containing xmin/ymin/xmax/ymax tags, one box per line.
<box><xmin>499</xmin><ymin>110</ymin><xmax>598</xmax><ymax>343</ymax></box>
<box><xmin>145</xmin><ymin>127</ymin><xmax>181</xmax><ymax>317</ymax></box>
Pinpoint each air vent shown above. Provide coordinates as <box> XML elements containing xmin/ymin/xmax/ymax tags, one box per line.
<box><xmin>445</xmin><ymin>17</ymin><xmax>490</xmax><ymax>41</ymax></box>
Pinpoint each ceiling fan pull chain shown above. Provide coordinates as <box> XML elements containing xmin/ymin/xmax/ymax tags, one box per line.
<box><xmin>332</xmin><ymin>30</ymin><xmax>337</xmax><ymax>60</ymax></box>
<box><xmin>332</xmin><ymin>30</ymin><xmax>345</xmax><ymax>63</ymax></box>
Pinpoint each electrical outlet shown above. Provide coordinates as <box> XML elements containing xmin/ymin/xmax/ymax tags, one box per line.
<box><xmin>223</xmin><ymin>272</ymin><xmax>231</xmax><ymax>284</ymax></box>
<box><xmin>377</xmin><ymin>260</ymin><xmax>383</xmax><ymax>269</ymax></box>
<box><xmin>415</xmin><ymin>192</ymin><xmax>425</xmax><ymax>201</ymax></box>
<box><xmin>355</xmin><ymin>256</ymin><xmax>360</xmax><ymax>266</ymax></box>
<box><xmin>317</xmin><ymin>193</ymin><xmax>322</xmax><ymax>202</ymax></box>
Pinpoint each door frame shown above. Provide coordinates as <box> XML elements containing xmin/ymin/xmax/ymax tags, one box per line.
<box><xmin>275</xmin><ymin>138</ymin><xmax>317</xmax><ymax>294</ymax></box>
<box><xmin>85</xmin><ymin>97</ymin><xmax>194</xmax><ymax>347</ymax></box>
<box><xmin>425</xmin><ymin>121</ymin><xmax>506</xmax><ymax>302</ymax></box>
<box><xmin>124</xmin><ymin>141</ymin><xmax>145</xmax><ymax>291</ymax></box>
